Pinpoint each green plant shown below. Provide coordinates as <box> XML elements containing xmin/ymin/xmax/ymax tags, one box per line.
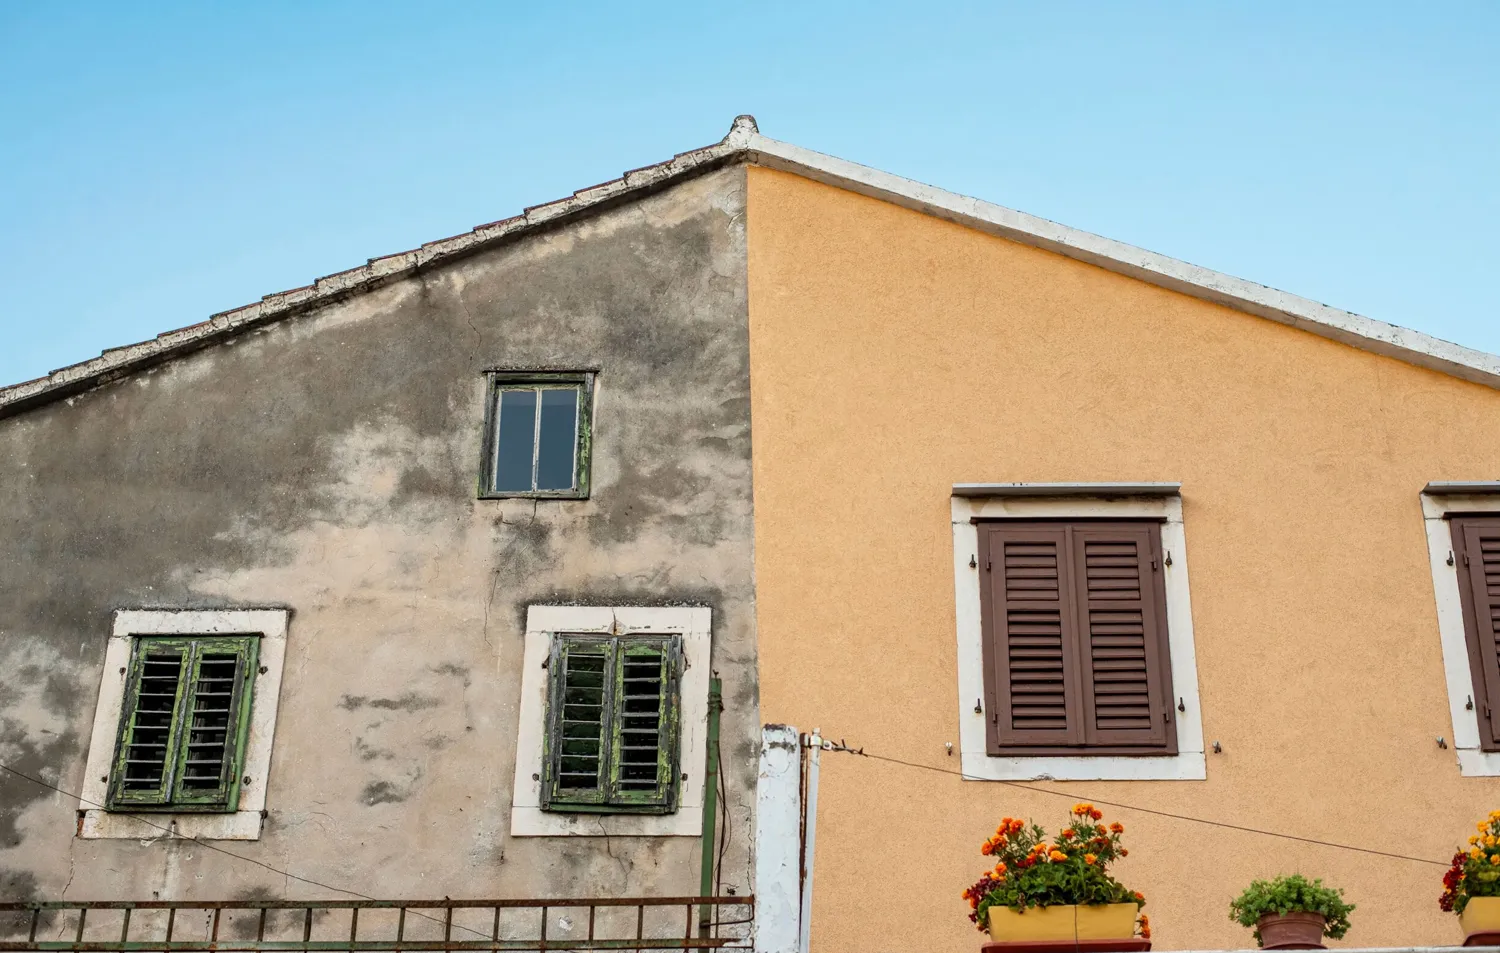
<box><xmin>962</xmin><ymin>804</ymin><xmax>1146</xmax><ymax>936</ymax></box>
<box><xmin>1229</xmin><ymin>874</ymin><xmax>1354</xmax><ymax>946</ymax></box>
<box><xmin>1441</xmin><ymin>811</ymin><xmax>1500</xmax><ymax>915</ymax></box>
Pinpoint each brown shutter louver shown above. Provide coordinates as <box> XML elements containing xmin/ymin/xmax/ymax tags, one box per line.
<box><xmin>980</xmin><ymin>520</ymin><xmax>1177</xmax><ymax>756</ymax></box>
<box><xmin>1452</xmin><ymin>516</ymin><xmax>1500</xmax><ymax>751</ymax></box>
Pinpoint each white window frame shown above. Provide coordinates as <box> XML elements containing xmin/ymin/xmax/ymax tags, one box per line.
<box><xmin>511</xmin><ymin>605</ymin><xmax>712</xmax><ymax>836</ymax></box>
<box><xmin>78</xmin><ymin>609</ymin><xmax>290</xmax><ymax>840</ymax></box>
<box><xmin>952</xmin><ymin>489</ymin><xmax>1206</xmax><ymax>780</ymax></box>
<box><xmin>1422</xmin><ymin>489</ymin><xmax>1500</xmax><ymax>776</ymax></box>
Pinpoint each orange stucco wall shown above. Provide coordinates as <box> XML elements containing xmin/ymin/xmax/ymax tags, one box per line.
<box><xmin>745</xmin><ymin>165</ymin><xmax>1500</xmax><ymax>951</ymax></box>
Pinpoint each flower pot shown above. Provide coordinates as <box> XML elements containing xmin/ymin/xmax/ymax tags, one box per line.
<box><xmin>1461</xmin><ymin>896</ymin><xmax>1500</xmax><ymax>940</ymax></box>
<box><xmin>987</xmin><ymin>903</ymin><xmax>1138</xmax><ymax>942</ymax></box>
<box><xmin>1256</xmin><ymin>912</ymin><xmax>1327</xmax><ymax>950</ymax></box>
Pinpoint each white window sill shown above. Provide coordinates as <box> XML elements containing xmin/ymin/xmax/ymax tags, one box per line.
<box><xmin>509</xmin><ymin>807</ymin><xmax>700</xmax><ymax>837</ymax></box>
<box><xmin>79</xmin><ymin>810</ymin><xmax>262</xmax><ymax>841</ymax></box>
<box><xmin>960</xmin><ymin>751</ymin><xmax>1206</xmax><ymax>782</ymax></box>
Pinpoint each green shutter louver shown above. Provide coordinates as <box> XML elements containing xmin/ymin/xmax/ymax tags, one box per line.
<box><xmin>108</xmin><ymin>636</ymin><xmax>259</xmax><ymax>812</ymax></box>
<box><xmin>543</xmin><ymin>634</ymin><xmax>680</xmax><ymax>814</ymax></box>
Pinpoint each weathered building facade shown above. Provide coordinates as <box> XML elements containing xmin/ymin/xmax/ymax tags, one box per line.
<box><xmin>0</xmin><ymin>162</ymin><xmax>757</xmax><ymax>909</ymax></box>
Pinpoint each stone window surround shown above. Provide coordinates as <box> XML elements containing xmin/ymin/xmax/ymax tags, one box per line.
<box><xmin>511</xmin><ymin>605</ymin><xmax>712</xmax><ymax>836</ymax></box>
<box><xmin>951</xmin><ymin>487</ymin><xmax>1206</xmax><ymax>781</ymax></box>
<box><xmin>1422</xmin><ymin>486</ymin><xmax>1500</xmax><ymax>776</ymax></box>
<box><xmin>78</xmin><ymin>609</ymin><xmax>290</xmax><ymax>840</ymax></box>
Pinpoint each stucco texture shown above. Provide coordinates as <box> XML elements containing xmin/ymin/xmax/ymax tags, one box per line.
<box><xmin>746</xmin><ymin>166</ymin><xmax>1500</xmax><ymax>951</ymax></box>
<box><xmin>0</xmin><ymin>167</ymin><xmax>756</xmax><ymax>914</ymax></box>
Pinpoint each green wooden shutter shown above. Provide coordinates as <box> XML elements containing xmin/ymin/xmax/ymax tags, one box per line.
<box><xmin>544</xmin><ymin>638</ymin><xmax>615</xmax><ymax>808</ymax></box>
<box><xmin>608</xmin><ymin>638</ymin><xmax>681</xmax><ymax>812</ymax></box>
<box><xmin>109</xmin><ymin>640</ymin><xmax>192</xmax><ymax>808</ymax></box>
<box><xmin>542</xmin><ymin>634</ymin><xmax>681</xmax><ymax>814</ymax></box>
<box><xmin>108</xmin><ymin>636</ymin><xmax>258</xmax><ymax>812</ymax></box>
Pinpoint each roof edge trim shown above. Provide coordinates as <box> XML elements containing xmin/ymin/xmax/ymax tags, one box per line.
<box><xmin>4</xmin><ymin>114</ymin><xmax>1498</xmax><ymax>420</ymax></box>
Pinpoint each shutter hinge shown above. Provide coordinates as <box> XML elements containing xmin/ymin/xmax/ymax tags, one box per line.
<box><xmin>985</xmin><ymin>556</ymin><xmax>992</xmax><ymax>571</ymax></box>
<box><xmin>1151</xmin><ymin>557</ymin><xmax>1159</xmax><ymax>571</ymax></box>
<box><xmin>1162</xmin><ymin>709</ymin><xmax>1169</xmax><ymax>724</ymax></box>
<box><xmin>1464</xmin><ymin>552</ymin><xmax>1472</xmax><ymax>566</ymax></box>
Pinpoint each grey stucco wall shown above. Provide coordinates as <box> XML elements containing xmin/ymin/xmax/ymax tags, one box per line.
<box><xmin>0</xmin><ymin>167</ymin><xmax>756</xmax><ymax>905</ymax></box>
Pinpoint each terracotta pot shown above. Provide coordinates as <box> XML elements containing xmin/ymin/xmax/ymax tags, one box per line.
<box><xmin>987</xmin><ymin>903</ymin><xmax>1138</xmax><ymax>942</ymax></box>
<box><xmin>1256</xmin><ymin>911</ymin><xmax>1327</xmax><ymax>950</ymax></box>
<box><xmin>1460</xmin><ymin>895</ymin><xmax>1500</xmax><ymax>940</ymax></box>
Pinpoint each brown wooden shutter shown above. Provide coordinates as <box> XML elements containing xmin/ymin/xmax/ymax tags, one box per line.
<box><xmin>1452</xmin><ymin>516</ymin><xmax>1500</xmax><ymax>751</ymax></box>
<box><xmin>1072</xmin><ymin>524</ymin><xmax>1175</xmax><ymax>752</ymax></box>
<box><xmin>980</xmin><ymin>519</ymin><xmax>1176</xmax><ymax>756</ymax></box>
<box><xmin>981</xmin><ymin>524</ymin><xmax>1083</xmax><ymax>750</ymax></box>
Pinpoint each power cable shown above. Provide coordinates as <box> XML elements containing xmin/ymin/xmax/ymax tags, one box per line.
<box><xmin>0</xmin><ymin>762</ymin><xmax>492</xmax><ymax>939</ymax></box>
<box><xmin>813</xmin><ymin>741</ymin><xmax>1450</xmax><ymax>868</ymax></box>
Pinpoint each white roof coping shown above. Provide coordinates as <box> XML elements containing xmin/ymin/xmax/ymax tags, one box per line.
<box><xmin>4</xmin><ymin>115</ymin><xmax>1498</xmax><ymax>420</ymax></box>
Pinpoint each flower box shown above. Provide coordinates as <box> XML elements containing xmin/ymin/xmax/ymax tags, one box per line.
<box><xmin>986</xmin><ymin>903</ymin><xmax>1139</xmax><ymax>942</ymax></box>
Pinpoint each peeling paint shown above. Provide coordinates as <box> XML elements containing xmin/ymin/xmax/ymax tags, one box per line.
<box><xmin>0</xmin><ymin>165</ymin><xmax>756</xmax><ymax>903</ymax></box>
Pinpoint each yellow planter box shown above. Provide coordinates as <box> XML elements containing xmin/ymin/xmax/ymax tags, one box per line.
<box><xmin>1461</xmin><ymin>896</ymin><xmax>1500</xmax><ymax>938</ymax></box>
<box><xmin>987</xmin><ymin>903</ymin><xmax>1138</xmax><ymax>942</ymax></box>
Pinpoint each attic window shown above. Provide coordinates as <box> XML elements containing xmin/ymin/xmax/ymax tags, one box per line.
<box><xmin>480</xmin><ymin>372</ymin><xmax>593</xmax><ymax>499</ymax></box>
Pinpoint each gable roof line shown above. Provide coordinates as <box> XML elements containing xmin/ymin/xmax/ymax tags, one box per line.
<box><xmin>3</xmin><ymin>115</ymin><xmax>1496</xmax><ymax>420</ymax></box>
<box><xmin>742</xmin><ymin>130</ymin><xmax>1500</xmax><ymax>390</ymax></box>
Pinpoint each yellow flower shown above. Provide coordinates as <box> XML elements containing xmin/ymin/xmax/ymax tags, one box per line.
<box><xmin>1474</xmin><ymin>835</ymin><xmax>1483</xmax><ymax>846</ymax></box>
<box><xmin>1488</xmin><ymin>810</ymin><xmax>1500</xmax><ymax>821</ymax></box>
<box><xmin>1491</xmin><ymin>855</ymin><xmax>1500</xmax><ymax>866</ymax></box>
<box><xmin>1084</xmin><ymin>853</ymin><xmax>1098</xmax><ymax>865</ymax></box>
<box><xmin>1049</xmin><ymin>850</ymin><xmax>1068</xmax><ymax>862</ymax></box>
<box><xmin>1481</xmin><ymin>821</ymin><xmax>1490</xmax><ymax>833</ymax></box>
<box><xmin>1473</xmin><ymin>848</ymin><xmax>1485</xmax><ymax>860</ymax></box>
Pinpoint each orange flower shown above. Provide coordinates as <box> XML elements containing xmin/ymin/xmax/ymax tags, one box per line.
<box><xmin>1120</xmin><ymin>848</ymin><xmax>1129</xmax><ymax>857</ymax></box>
<box><xmin>1134</xmin><ymin>892</ymin><xmax>1145</xmax><ymax>903</ymax></box>
<box><xmin>1089</xmin><ymin>808</ymin><xmax>1103</xmax><ymax>820</ymax></box>
<box><xmin>1049</xmin><ymin>850</ymin><xmax>1067</xmax><ymax>862</ymax></box>
<box><xmin>1083</xmin><ymin>853</ymin><xmax>1097</xmax><ymax>865</ymax></box>
<box><xmin>994</xmin><ymin>861</ymin><xmax>1007</xmax><ymax>874</ymax></box>
<box><xmin>1072</xmin><ymin>803</ymin><xmax>1093</xmax><ymax>816</ymax></box>
<box><xmin>1138</xmin><ymin>914</ymin><xmax>1151</xmax><ymax>940</ymax></box>
<box><xmin>1109</xmin><ymin>822</ymin><xmax>1124</xmax><ymax>834</ymax></box>
<box><xmin>1061</xmin><ymin>828</ymin><xmax>1075</xmax><ymax>839</ymax></box>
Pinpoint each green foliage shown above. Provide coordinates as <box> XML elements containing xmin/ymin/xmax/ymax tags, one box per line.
<box><xmin>1229</xmin><ymin>874</ymin><xmax>1354</xmax><ymax>945</ymax></box>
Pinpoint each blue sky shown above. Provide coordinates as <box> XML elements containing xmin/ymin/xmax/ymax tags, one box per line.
<box><xmin>1</xmin><ymin>3</ymin><xmax>1496</xmax><ymax>388</ymax></box>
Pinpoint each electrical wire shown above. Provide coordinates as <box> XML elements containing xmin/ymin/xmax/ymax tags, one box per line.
<box><xmin>814</xmin><ymin>743</ymin><xmax>1451</xmax><ymax>868</ymax></box>
<box><xmin>0</xmin><ymin>762</ymin><xmax>492</xmax><ymax>939</ymax></box>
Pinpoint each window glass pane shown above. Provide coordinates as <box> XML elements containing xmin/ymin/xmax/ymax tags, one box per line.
<box><xmin>535</xmin><ymin>388</ymin><xmax>579</xmax><ymax>491</ymax></box>
<box><xmin>493</xmin><ymin>388</ymin><xmax>538</xmax><ymax>491</ymax></box>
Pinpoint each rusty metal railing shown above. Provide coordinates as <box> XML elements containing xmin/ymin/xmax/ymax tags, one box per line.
<box><xmin>0</xmin><ymin>897</ymin><xmax>753</xmax><ymax>952</ymax></box>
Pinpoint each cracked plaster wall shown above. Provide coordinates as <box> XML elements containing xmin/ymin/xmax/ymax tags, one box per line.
<box><xmin>0</xmin><ymin>166</ymin><xmax>756</xmax><ymax>913</ymax></box>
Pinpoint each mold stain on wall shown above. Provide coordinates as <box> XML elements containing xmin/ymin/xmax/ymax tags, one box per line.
<box><xmin>0</xmin><ymin>165</ymin><xmax>756</xmax><ymax>905</ymax></box>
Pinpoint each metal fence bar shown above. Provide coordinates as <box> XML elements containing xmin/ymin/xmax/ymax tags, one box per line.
<box><xmin>0</xmin><ymin>897</ymin><xmax>754</xmax><ymax>952</ymax></box>
<box><xmin>1</xmin><ymin>899</ymin><xmax>747</xmax><ymax>912</ymax></box>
